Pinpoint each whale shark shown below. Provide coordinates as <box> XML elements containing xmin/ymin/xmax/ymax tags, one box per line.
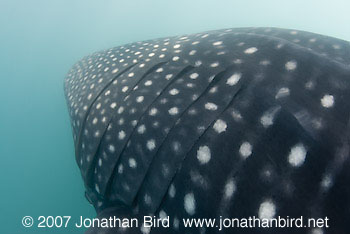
<box><xmin>64</xmin><ymin>27</ymin><xmax>350</xmax><ymax>234</ymax></box>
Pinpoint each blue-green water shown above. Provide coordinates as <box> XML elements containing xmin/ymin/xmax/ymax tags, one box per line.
<box><xmin>0</xmin><ymin>0</ymin><xmax>349</xmax><ymax>233</ymax></box>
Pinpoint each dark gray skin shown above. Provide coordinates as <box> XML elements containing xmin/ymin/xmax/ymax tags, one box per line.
<box><xmin>64</xmin><ymin>27</ymin><xmax>350</xmax><ymax>234</ymax></box>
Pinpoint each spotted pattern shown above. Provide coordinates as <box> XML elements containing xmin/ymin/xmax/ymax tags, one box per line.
<box><xmin>65</xmin><ymin>27</ymin><xmax>350</xmax><ymax>234</ymax></box>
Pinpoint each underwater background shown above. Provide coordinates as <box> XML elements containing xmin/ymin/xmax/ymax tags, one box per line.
<box><xmin>0</xmin><ymin>0</ymin><xmax>349</xmax><ymax>233</ymax></box>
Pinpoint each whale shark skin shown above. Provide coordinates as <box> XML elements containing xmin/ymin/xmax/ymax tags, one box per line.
<box><xmin>64</xmin><ymin>27</ymin><xmax>350</xmax><ymax>234</ymax></box>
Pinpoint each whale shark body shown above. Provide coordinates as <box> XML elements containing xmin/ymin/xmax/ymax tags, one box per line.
<box><xmin>64</xmin><ymin>27</ymin><xmax>350</xmax><ymax>234</ymax></box>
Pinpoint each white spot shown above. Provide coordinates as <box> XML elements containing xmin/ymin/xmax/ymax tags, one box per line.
<box><xmin>144</xmin><ymin>194</ymin><xmax>152</xmax><ymax>205</ymax></box>
<box><xmin>122</xmin><ymin>182</ymin><xmax>130</xmax><ymax>191</ymax></box>
<box><xmin>213</xmin><ymin>41</ymin><xmax>223</xmax><ymax>46</ymax></box>
<box><xmin>112</xmin><ymin>68</ymin><xmax>119</xmax><ymax>74</ymax></box>
<box><xmin>156</xmin><ymin>67</ymin><xmax>164</xmax><ymax>73</ymax></box>
<box><xmin>205</xmin><ymin>102</ymin><xmax>218</xmax><ymax>111</ymax></box>
<box><xmin>321</xmin><ymin>94</ymin><xmax>334</xmax><ymax>108</ymax></box>
<box><xmin>190</xmin><ymin>73</ymin><xmax>199</xmax><ymax>79</ymax></box>
<box><xmin>231</xmin><ymin>109</ymin><xmax>242</xmax><ymax>121</ymax></box>
<box><xmin>195</xmin><ymin>60</ymin><xmax>202</xmax><ymax>67</ymax></box>
<box><xmin>149</xmin><ymin>108</ymin><xmax>158</xmax><ymax>116</ymax></box>
<box><xmin>161</xmin><ymin>164</ymin><xmax>169</xmax><ymax>176</ymax></box>
<box><xmin>92</xmin><ymin>117</ymin><xmax>98</xmax><ymax>125</ymax></box>
<box><xmin>173</xmin><ymin>217</ymin><xmax>180</xmax><ymax>229</ymax></box>
<box><xmin>98</xmin><ymin>158</ymin><xmax>102</xmax><ymax>167</ymax></box>
<box><xmin>244</xmin><ymin>47</ymin><xmax>258</xmax><ymax>54</ymax></box>
<box><xmin>131</xmin><ymin>120</ymin><xmax>137</xmax><ymax>126</ymax></box>
<box><xmin>184</xmin><ymin>193</ymin><xmax>196</xmax><ymax>215</ymax></box>
<box><xmin>118</xmin><ymin>130</ymin><xmax>126</xmax><ymax>140</ymax></box>
<box><xmin>197</xmin><ymin>146</ymin><xmax>211</xmax><ymax>164</ymax></box>
<box><xmin>169</xmin><ymin>88</ymin><xmax>179</xmax><ymax>95</ymax></box>
<box><xmin>172</xmin><ymin>56</ymin><xmax>179</xmax><ymax>61</ymax></box>
<box><xmin>173</xmin><ymin>44</ymin><xmax>181</xmax><ymax>49</ymax></box>
<box><xmin>136</xmin><ymin>96</ymin><xmax>144</xmax><ymax>103</ymax></box>
<box><xmin>188</xmin><ymin>108</ymin><xmax>197</xmax><ymax>115</ymax></box>
<box><xmin>118</xmin><ymin>118</ymin><xmax>124</xmax><ymax>125</ymax></box>
<box><xmin>108</xmin><ymin>144</ymin><xmax>115</xmax><ymax>153</ymax></box>
<box><xmin>122</xmin><ymin>86</ymin><xmax>129</xmax><ymax>92</ymax></box>
<box><xmin>137</xmin><ymin>125</ymin><xmax>146</xmax><ymax>134</ymax></box>
<box><xmin>276</xmin><ymin>42</ymin><xmax>286</xmax><ymax>49</ymax></box>
<box><xmin>309</xmin><ymin>38</ymin><xmax>317</xmax><ymax>43</ymax></box>
<box><xmin>118</xmin><ymin>106</ymin><xmax>124</xmax><ymax>114</ymax></box>
<box><xmin>226</xmin><ymin>73</ymin><xmax>241</xmax><ymax>86</ymax></box>
<box><xmin>260</xmin><ymin>106</ymin><xmax>281</xmax><ymax>128</ymax></box>
<box><xmin>128</xmin><ymin>72</ymin><xmax>134</xmax><ymax>77</ymax></box>
<box><xmin>95</xmin><ymin>184</ymin><xmax>100</xmax><ymax>193</ymax></box>
<box><xmin>107</xmin><ymin>124</ymin><xmax>112</xmax><ymax>131</ymax></box>
<box><xmin>169</xmin><ymin>184</ymin><xmax>176</xmax><ymax>198</ymax></box>
<box><xmin>190</xmin><ymin>171</ymin><xmax>208</xmax><ymax>189</ymax></box>
<box><xmin>129</xmin><ymin>158</ymin><xmax>137</xmax><ymax>168</ymax></box>
<box><xmin>189</xmin><ymin>50</ymin><xmax>196</xmax><ymax>56</ymax></box>
<box><xmin>96</xmin><ymin>103</ymin><xmax>102</xmax><ymax>110</ymax></box>
<box><xmin>160</xmin><ymin>98</ymin><xmax>168</xmax><ymax>104</ymax></box>
<box><xmin>141</xmin><ymin>224</ymin><xmax>151</xmax><ymax>234</ymax></box>
<box><xmin>118</xmin><ymin>164</ymin><xmax>123</xmax><ymax>174</ymax></box>
<box><xmin>285</xmin><ymin>60</ymin><xmax>297</xmax><ymax>71</ymax></box>
<box><xmin>213</xmin><ymin>119</ymin><xmax>227</xmax><ymax>133</ymax></box>
<box><xmin>210</xmin><ymin>62</ymin><xmax>219</xmax><ymax>67</ymax></box>
<box><xmin>159</xmin><ymin>210</ymin><xmax>167</xmax><ymax>220</ymax></box>
<box><xmin>239</xmin><ymin>142</ymin><xmax>252</xmax><ymax>158</ymax></box>
<box><xmin>224</xmin><ymin>179</ymin><xmax>236</xmax><ymax>199</ymax></box>
<box><xmin>260</xmin><ymin>60</ymin><xmax>271</xmax><ymax>66</ymax></box>
<box><xmin>305</xmin><ymin>81</ymin><xmax>315</xmax><ymax>90</ymax></box>
<box><xmin>275</xmin><ymin>87</ymin><xmax>290</xmax><ymax>99</ymax></box>
<box><xmin>209</xmin><ymin>86</ymin><xmax>218</xmax><ymax>93</ymax></box>
<box><xmin>321</xmin><ymin>174</ymin><xmax>333</xmax><ymax>191</ymax></box>
<box><xmin>234</xmin><ymin>59</ymin><xmax>243</xmax><ymax>64</ymax></box>
<box><xmin>148</xmin><ymin>53</ymin><xmax>155</xmax><ymax>57</ymax></box>
<box><xmin>168</xmin><ymin>107</ymin><xmax>179</xmax><ymax>115</ymax></box>
<box><xmin>311</xmin><ymin>228</ymin><xmax>324</xmax><ymax>234</ymax></box>
<box><xmin>147</xmin><ymin>139</ymin><xmax>156</xmax><ymax>151</ymax></box>
<box><xmin>165</xmin><ymin>74</ymin><xmax>173</xmax><ymax>80</ymax></box>
<box><xmin>172</xmin><ymin>141</ymin><xmax>181</xmax><ymax>153</ymax></box>
<box><xmin>144</xmin><ymin>80</ymin><xmax>152</xmax><ymax>86</ymax></box>
<box><xmin>187</xmin><ymin>83</ymin><xmax>195</xmax><ymax>88</ymax></box>
<box><xmin>258</xmin><ymin>199</ymin><xmax>276</xmax><ymax>219</ymax></box>
<box><xmin>288</xmin><ymin>143</ymin><xmax>307</xmax><ymax>167</ymax></box>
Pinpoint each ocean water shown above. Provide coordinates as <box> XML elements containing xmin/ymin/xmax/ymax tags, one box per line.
<box><xmin>0</xmin><ymin>0</ymin><xmax>349</xmax><ymax>233</ymax></box>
